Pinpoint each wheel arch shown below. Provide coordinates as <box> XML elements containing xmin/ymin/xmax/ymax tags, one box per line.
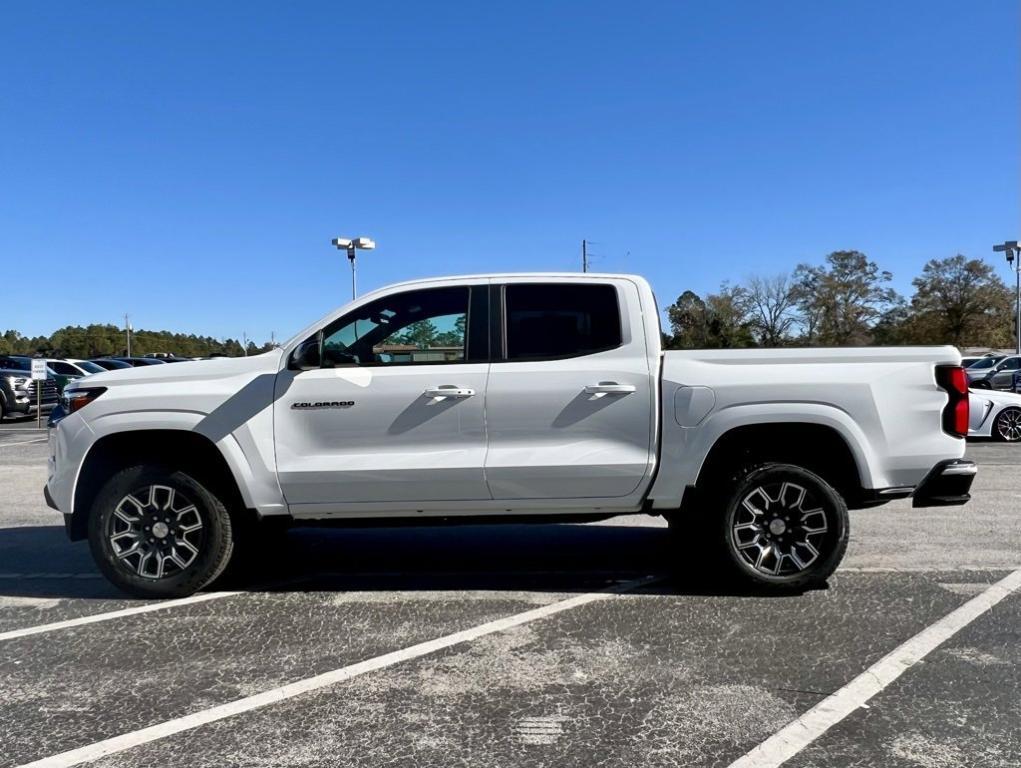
<box><xmin>69</xmin><ymin>429</ymin><xmax>254</xmax><ymax>541</ymax></box>
<box><xmin>692</xmin><ymin>421</ymin><xmax>869</xmax><ymax>509</ymax></box>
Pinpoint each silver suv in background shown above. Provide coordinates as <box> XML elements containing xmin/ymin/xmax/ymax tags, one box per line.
<box><xmin>0</xmin><ymin>356</ymin><xmax>59</xmax><ymax>420</ymax></box>
<box><xmin>967</xmin><ymin>355</ymin><xmax>1019</xmax><ymax>390</ymax></box>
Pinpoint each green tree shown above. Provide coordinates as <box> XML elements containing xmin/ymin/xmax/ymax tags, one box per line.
<box><xmin>793</xmin><ymin>251</ymin><xmax>900</xmax><ymax>345</ymax></box>
<box><xmin>666</xmin><ymin>285</ymin><xmax>754</xmax><ymax>349</ymax></box>
<box><xmin>903</xmin><ymin>255</ymin><xmax>1014</xmax><ymax>347</ymax></box>
<box><xmin>433</xmin><ymin>315</ymin><xmax>467</xmax><ymax>347</ymax></box>
<box><xmin>391</xmin><ymin>319</ymin><xmax>439</xmax><ymax>348</ymax></box>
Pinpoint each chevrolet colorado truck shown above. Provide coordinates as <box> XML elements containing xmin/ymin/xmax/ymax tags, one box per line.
<box><xmin>45</xmin><ymin>274</ymin><xmax>975</xmax><ymax>598</ymax></box>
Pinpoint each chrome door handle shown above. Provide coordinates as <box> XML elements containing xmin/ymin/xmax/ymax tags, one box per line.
<box><xmin>584</xmin><ymin>382</ymin><xmax>637</xmax><ymax>395</ymax></box>
<box><xmin>424</xmin><ymin>386</ymin><xmax>475</xmax><ymax>399</ymax></box>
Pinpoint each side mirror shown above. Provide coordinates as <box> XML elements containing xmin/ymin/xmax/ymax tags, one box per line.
<box><xmin>289</xmin><ymin>338</ymin><xmax>321</xmax><ymax>371</ymax></box>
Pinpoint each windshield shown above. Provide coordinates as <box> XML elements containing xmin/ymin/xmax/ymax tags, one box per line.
<box><xmin>76</xmin><ymin>361</ymin><xmax>106</xmax><ymax>374</ymax></box>
<box><xmin>967</xmin><ymin>357</ymin><xmax>1003</xmax><ymax>370</ymax></box>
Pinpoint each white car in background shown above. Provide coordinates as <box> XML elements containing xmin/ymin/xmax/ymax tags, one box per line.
<box><xmin>969</xmin><ymin>387</ymin><xmax>1021</xmax><ymax>442</ymax></box>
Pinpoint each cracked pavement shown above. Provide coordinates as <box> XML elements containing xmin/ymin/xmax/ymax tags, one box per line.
<box><xmin>0</xmin><ymin>432</ymin><xmax>1018</xmax><ymax>767</ymax></box>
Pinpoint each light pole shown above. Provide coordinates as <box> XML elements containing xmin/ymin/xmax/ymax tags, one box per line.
<box><xmin>993</xmin><ymin>240</ymin><xmax>1020</xmax><ymax>354</ymax></box>
<box><xmin>331</xmin><ymin>236</ymin><xmax>376</xmax><ymax>300</ymax></box>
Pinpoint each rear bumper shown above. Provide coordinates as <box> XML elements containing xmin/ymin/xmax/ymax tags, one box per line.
<box><xmin>911</xmin><ymin>459</ymin><xmax>976</xmax><ymax>508</ymax></box>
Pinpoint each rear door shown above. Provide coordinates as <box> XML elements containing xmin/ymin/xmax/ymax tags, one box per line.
<box><xmin>274</xmin><ymin>283</ymin><xmax>491</xmax><ymax>511</ymax></box>
<box><xmin>992</xmin><ymin>356</ymin><xmax>1021</xmax><ymax>389</ymax></box>
<box><xmin>483</xmin><ymin>278</ymin><xmax>656</xmax><ymax>502</ymax></box>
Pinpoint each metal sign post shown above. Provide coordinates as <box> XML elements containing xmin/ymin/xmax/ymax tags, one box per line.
<box><xmin>31</xmin><ymin>358</ymin><xmax>47</xmax><ymax>428</ymax></box>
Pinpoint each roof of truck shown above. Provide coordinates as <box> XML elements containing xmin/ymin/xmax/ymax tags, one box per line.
<box><xmin>375</xmin><ymin>272</ymin><xmax>648</xmax><ymax>291</ymax></box>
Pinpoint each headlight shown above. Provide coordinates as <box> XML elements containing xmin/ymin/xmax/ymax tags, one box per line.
<box><xmin>5</xmin><ymin>375</ymin><xmax>27</xmax><ymax>388</ymax></box>
<box><xmin>61</xmin><ymin>387</ymin><xmax>107</xmax><ymax>414</ymax></box>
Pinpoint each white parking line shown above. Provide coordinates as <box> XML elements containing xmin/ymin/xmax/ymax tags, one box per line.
<box><xmin>0</xmin><ymin>591</ymin><xmax>242</xmax><ymax>643</ymax></box>
<box><xmin>16</xmin><ymin>576</ymin><xmax>657</xmax><ymax>768</ymax></box>
<box><xmin>0</xmin><ymin>438</ymin><xmax>47</xmax><ymax>448</ymax></box>
<box><xmin>727</xmin><ymin>565</ymin><xmax>1021</xmax><ymax>768</ymax></box>
<box><xmin>840</xmin><ymin>565</ymin><xmax>1021</xmax><ymax>573</ymax></box>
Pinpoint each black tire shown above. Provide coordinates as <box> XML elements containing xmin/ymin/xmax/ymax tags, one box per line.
<box><xmin>713</xmin><ymin>463</ymin><xmax>848</xmax><ymax>592</ymax></box>
<box><xmin>88</xmin><ymin>465</ymin><xmax>235</xmax><ymax>598</ymax></box>
<box><xmin>993</xmin><ymin>407</ymin><xmax>1021</xmax><ymax>442</ymax></box>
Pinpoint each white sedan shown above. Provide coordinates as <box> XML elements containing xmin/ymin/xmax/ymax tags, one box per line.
<box><xmin>969</xmin><ymin>388</ymin><xmax>1021</xmax><ymax>442</ymax></box>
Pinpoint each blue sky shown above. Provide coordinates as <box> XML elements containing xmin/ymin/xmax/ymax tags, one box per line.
<box><xmin>2</xmin><ymin>1</ymin><xmax>1017</xmax><ymax>343</ymax></box>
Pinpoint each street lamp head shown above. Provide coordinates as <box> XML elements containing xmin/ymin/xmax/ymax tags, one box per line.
<box><xmin>332</xmin><ymin>236</ymin><xmax>375</xmax><ymax>251</ymax></box>
<box><xmin>993</xmin><ymin>241</ymin><xmax>1019</xmax><ymax>266</ymax></box>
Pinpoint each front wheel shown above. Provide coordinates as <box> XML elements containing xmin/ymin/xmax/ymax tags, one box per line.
<box><xmin>88</xmin><ymin>466</ymin><xmax>235</xmax><ymax>598</ymax></box>
<box><xmin>716</xmin><ymin>463</ymin><xmax>849</xmax><ymax>592</ymax></box>
<box><xmin>993</xmin><ymin>407</ymin><xmax>1021</xmax><ymax>442</ymax></box>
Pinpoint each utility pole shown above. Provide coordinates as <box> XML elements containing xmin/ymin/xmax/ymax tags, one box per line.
<box><xmin>582</xmin><ymin>239</ymin><xmax>588</xmax><ymax>273</ymax></box>
<box><xmin>993</xmin><ymin>241</ymin><xmax>1020</xmax><ymax>354</ymax></box>
<box><xmin>124</xmin><ymin>314</ymin><xmax>132</xmax><ymax>357</ymax></box>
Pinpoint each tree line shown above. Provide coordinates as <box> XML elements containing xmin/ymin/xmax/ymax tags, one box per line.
<box><xmin>0</xmin><ymin>325</ymin><xmax>275</xmax><ymax>359</ymax></box>
<box><xmin>4</xmin><ymin>251</ymin><xmax>1014</xmax><ymax>358</ymax></box>
<box><xmin>666</xmin><ymin>251</ymin><xmax>1016</xmax><ymax>349</ymax></box>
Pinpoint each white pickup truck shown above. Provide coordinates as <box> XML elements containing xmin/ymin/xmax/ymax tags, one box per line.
<box><xmin>46</xmin><ymin>273</ymin><xmax>975</xmax><ymax>598</ymax></box>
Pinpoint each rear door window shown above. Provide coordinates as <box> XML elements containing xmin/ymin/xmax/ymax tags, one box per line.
<box><xmin>503</xmin><ymin>283</ymin><xmax>622</xmax><ymax>361</ymax></box>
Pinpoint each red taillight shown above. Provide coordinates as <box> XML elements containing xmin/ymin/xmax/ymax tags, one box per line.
<box><xmin>936</xmin><ymin>366</ymin><xmax>968</xmax><ymax>438</ymax></box>
<box><xmin>64</xmin><ymin>387</ymin><xmax>106</xmax><ymax>414</ymax></box>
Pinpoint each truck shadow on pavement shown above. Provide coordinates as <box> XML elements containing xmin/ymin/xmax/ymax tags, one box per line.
<box><xmin>0</xmin><ymin>523</ymin><xmax>820</xmax><ymax>600</ymax></box>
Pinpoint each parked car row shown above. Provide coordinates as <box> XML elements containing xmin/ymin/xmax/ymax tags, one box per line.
<box><xmin>0</xmin><ymin>354</ymin><xmax>206</xmax><ymax>420</ymax></box>
<box><xmin>0</xmin><ymin>355</ymin><xmax>61</xmax><ymax>420</ymax></box>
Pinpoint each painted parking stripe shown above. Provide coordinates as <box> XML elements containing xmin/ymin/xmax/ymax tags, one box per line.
<box><xmin>727</xmin><ymin>565</ymin><xmax>1021</xmax><ymax>768</ymax></box>
<box><xmin>0</xmin><ymin>438</ymin><xmax>47</xmax><ymax>447</ymax></box>
<box><xmin>0</xmin><ymin>591</ymin><xmax>242</xmax><ymax>643</ymax></box>
<box><xmin>16</xmin><ymin>576</ymin><xmax>657</xmax><ymax>768</ymax></box>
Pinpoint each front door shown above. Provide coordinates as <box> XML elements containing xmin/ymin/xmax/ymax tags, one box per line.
<box><xmin>274</xmin><ymin>284</ymin><xmax>491</xmax><ymax>511</ymax></box>
<box><xmin>992</xmin><ymin>356</ymin><xmax>1021</xmax><ymax>389</ymax></box>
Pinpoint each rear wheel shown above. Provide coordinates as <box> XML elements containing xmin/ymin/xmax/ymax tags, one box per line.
<box><xmin>993</xmin><ymin>407</ymin><xmax>1021</xmax><ymax>442</ymax></box>
<box><xmin>714</xmin><ymin>463</ymin><xmax>848</xmax><ymax>592</ymax></box>
<box><xmin>88</xmin><ymin>465</ymin><xmax>235</xmax><ymax>598</ymax></box>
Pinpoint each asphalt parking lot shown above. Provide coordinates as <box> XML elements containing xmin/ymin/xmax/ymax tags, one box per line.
<box><xmin>0</xmin><ymin>425</ymin><xmax>1018</xmax><ymax>768</ymax></box>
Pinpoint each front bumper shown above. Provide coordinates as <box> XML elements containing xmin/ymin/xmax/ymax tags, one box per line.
<box><xmin>9</xmin><ymin>400</ymin><xmax>56</xmax><ymax>416</ymax></box>
<box><xmin>911</xmin><ymin>459</ymin><xmax>976</xmax><ymax>508</ymax></box>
